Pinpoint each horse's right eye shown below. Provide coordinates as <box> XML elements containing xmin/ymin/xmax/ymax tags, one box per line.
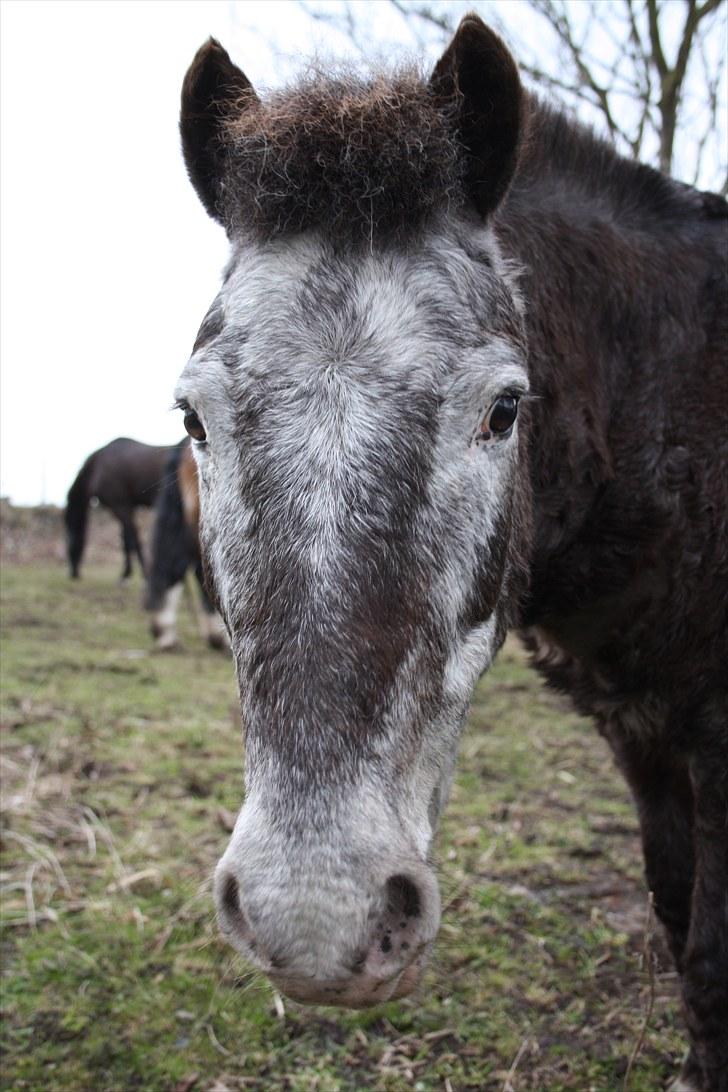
<box><xmin>183</xmin><ymin>409</ymin><xmax>207</xmax><ymax>443</ymax></box>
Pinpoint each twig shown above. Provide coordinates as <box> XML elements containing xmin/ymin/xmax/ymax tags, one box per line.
<box><xmin>623</xmin><ymin>890</ymin><xmax>656</xmax><ymax>1091</ymax></box>
<box><xmin>206</xmin><ymin>1022</ymin><xmax>231</xmax><ymax>1057</ymax></box>
<box><xmin>23</xmin><ymin>862</ymin><xmax>38</xmax><ymax>929</ymax></box>
<box><xmin>22</xmin><ymin>754</ymin><xmax>40</xmax><ymax>809</ymax></box>
<box><xmin>4</xmin><ymin>829</ymin><xmax>72</xmax><ymax>895</ymax></box>
<box><xmin>502</xmin><ymin>1036</ymin><xmax>533</xmax><ymax>1091</ymax></box>
<box><xmin>105</xmin><ymin>867</ymin><xmax>160</xmax><ymax>893</ymax></box>
<box><xmin>81</xmin><ymin>806</ymin><xmax>125</xmax><ymax>879</ymax></box>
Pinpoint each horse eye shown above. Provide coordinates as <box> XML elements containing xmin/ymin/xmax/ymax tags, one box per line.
<box><xmin>482</xmin><ymin>395</ymin><xmax>519</xmax><ymax>438</ymax></box>
<box><xmin>183</xmin><ymin>408</ymin><xmax>207</xmax><ymax>443</ymax></box>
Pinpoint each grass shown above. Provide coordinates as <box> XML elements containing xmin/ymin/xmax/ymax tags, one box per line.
<box><xmin>0</xmin><ymin>559</ymin><xmax>686</xmax><ymax>1091</ymax></box>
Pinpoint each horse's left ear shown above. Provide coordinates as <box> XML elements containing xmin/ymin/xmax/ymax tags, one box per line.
<box><xmin>180</xmin><ymin>38</ymin><xmax>258</xmax><ymax>224</ymax></box>
<box><xmin>430</xmin><ymin>15</ymin><xmax>522</xmax><ymax>218</ymax></box>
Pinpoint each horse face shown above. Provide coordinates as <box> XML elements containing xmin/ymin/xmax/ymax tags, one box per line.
<box><xmin>176</xmin><ymin>17</ymin><xmax>529</xmax><ymax>1006</ymax></box>
<box><xmin>175</xmin><ymin>228</ymin><xmax>529</xmax><ymax>1003</ymax></box>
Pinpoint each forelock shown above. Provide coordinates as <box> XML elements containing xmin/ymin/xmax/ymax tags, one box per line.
<box><xmin>220</xmin><ymin>66</ymin><xmax>466</xmax><ymax>244</ymax></box>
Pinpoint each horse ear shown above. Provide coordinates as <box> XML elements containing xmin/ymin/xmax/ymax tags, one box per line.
<box><xmin>430</xmin><ymin>15</ymin><xmax>522</xmax><ymax>218</ymax></box>
<box><xmin>180</xmin><ymin>39</ymin><xmax>258</xmax><ymax>223</ymax></box>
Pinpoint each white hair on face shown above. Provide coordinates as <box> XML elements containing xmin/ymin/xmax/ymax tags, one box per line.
<box><xmin>175</xmin><ymin>216</ymin><xmax>528</xmax><ymax>955</ymax></box>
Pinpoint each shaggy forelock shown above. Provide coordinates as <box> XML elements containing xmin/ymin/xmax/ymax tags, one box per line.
<box><xmin>221</xmin><ymin>67</ymin><xmax>466</xmax><ymax>242</ymax></box>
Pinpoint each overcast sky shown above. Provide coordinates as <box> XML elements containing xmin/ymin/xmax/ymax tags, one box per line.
<box><xmin>1</xmin><ymin>0</ymin><xmax>724</xmax><ymax>505</ymax></box>
<box><xmin>0</xmin><ymin>0</ymin><xmax>409</xmax><ymax>506</ymax></box>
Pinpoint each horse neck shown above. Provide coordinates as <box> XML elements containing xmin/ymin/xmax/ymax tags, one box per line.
<box><xmin>495</xmin><ymin>98</ymin><xmax>722</xmax><ymax>583</ymax></box>
<box><xmin>499</xmin><ymin>96</ymin><xmax>709</xmax><ymax>386</ymax></box>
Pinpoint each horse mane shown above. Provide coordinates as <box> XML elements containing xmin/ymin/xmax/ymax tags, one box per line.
<box><xmin>146</xmin><ymin>440</ymin><xmax>195</xmax><ymax>611</ymax></box>
<box><xmin>219</xmin><ymin>60</ymin><xmax>726</xmax><ymax>245</ymax></box>
<box><xmin>513</xmin><ymin>95</ymin><xmax>728</xmax><ymax>228</ymax></box>
<box><xmin>221</xmin><ymin>66</ymin><xmax>466</xmax><ymax>243</ymax></box>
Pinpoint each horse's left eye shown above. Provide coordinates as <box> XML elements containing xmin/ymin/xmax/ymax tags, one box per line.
<box><xmin>183</xmin><ymin>409</ymin><xmax>207</xmax><ymax>443</ymax></box>
<box><xmin>481</xmin><ymin>395</ymin><xmax>519</xmax><ymax>439</ymax></box>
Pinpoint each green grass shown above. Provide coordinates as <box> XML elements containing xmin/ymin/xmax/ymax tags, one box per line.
<box><xmin>1</xmin><ymin>562</ymin><xmax>685</xmax><ymax>1091</ymax></box>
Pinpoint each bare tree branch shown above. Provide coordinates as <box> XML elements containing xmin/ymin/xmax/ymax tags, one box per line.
<box><xmin>290</xmin><ymin>0</ymin><xmax>727</xmax><ymax>189</ymax></box>
<box><xmin>389</xmin><ymin>0</ymin><xmax>456</xmax><ymax>35</ymax></box>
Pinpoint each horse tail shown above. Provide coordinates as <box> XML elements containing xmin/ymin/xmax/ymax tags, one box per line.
<box><xmin>146</xmin><ymin>440</ymin><xmax>194</xmax><ymax>613</ymax></box>
<box><xmin>65</xmin><ymin>456</ymin><xmax>94</xmax><ymax>578</ymax></box>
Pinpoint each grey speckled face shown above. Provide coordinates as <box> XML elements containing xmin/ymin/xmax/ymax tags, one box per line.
<box><xmin>174</xmin><ymin>221</ymin><xmax>529</xmax><ymax>1006</ymax></box>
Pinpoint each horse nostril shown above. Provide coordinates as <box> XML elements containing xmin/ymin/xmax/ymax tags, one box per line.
<box><xmin>220</xmin><ymin>872</ymin><xmax>240</xmax><ymax>918</ymax></box>
<box><xmin>385</xmin><ymin>874</ymin><xmax>421</xmax><ymax>919</ymax></box>
<box><xmin>216</xmin><ymin>871</ymin><xmax>257</xmax><ymax>949</ymax></box>
<box><xmin>365</xmin><ymin>872</ymin><xmax>433</xmax><ymax>975</ymax></box>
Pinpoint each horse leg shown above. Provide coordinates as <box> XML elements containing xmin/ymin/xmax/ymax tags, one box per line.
<box><xmin>131</xmin><ymin>515</ymin><xmax>147</xmax><ymax>578</ymax></box>
<box><xmin>609</xmin><ymin>708</ymin><xmax>728</xmax><ymax>1092</ymax></box>
<box><xmin>118</xmin><ymin>515</ymin><xmax>135</xmax><ymax>581</ymax></box>
<box><xmin>608</xmin><ymin>728</ymin><xmax>695</xmax><ymax>965</ymax></box>
<box><xmin>150</xmin><ymin>582</ymin><xmax>184</xmax><ymax>650</ymax></box>
<box><xmin>116</xmin><ymin>512</ymin><xmax>144</xmax><ymax>581</ymax></box>
<box><xmin>604</xmin><ymin>725</ymin><xmax>702</xmax><ymax>1087</ymax></box>
<box><xmin>125</xmin><ymin>514</ymin><xmax>146</xmax><ymax>578</ymax></box>
<box><xmin>680</xmin><ymin>702</ymin><xmax>728</xmax><ymax>1092</ymax></box>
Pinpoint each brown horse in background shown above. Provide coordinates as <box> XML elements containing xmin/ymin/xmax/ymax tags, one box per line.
<box><xmin>65</xmin><ymin>437</ymin><xmax>173</xmax><ymax>580</ymax></box>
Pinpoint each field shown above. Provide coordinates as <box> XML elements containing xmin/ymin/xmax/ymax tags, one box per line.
<box><xmin>1</xmin><ymin>507</ymin><xmax>686</xmax><ymax>1091</ymax></box>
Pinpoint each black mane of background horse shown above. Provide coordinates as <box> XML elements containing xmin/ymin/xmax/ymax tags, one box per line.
<box><xmin>65</xmin><ymin>437</ymin><xmax>173</xmax><ymax>580</ymax></box>
<box><xmin>145</xmin><ymin>438</ymin><xmax>226</xmax><ymax>650</ymax></box>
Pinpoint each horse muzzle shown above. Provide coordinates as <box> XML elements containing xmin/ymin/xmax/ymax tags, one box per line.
<box><xmin>213</xmin><ymin>837</ymin><xmax>441</xmax><ymax>1008</ymax></box>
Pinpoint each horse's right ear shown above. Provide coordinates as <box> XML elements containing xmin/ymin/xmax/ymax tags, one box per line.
<box><xmin>430</xmin><ymin>15</ymin><xmax>522</xmax><ymax>218</ymax></box>
<box><xmin>180</xmin><ymin>39</ymin><xmax>258</xmax><ymax>223</ymax></box>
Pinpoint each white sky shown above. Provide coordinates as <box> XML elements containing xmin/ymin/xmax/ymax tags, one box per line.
<box><xmin>0</xmin><ymin>0</ymin><xmax>402</xmax><ymax>506</ymax></box>
<box><xmin>1</xmin><ymin>0</ymin><xmax>724</xmax><ymax>505</ymax></box>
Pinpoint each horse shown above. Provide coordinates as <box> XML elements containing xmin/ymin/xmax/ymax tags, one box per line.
<box><xmin>174</xmin><ymin>16</ymin><xmax>727</xmax><ymax>1090</ymax></box>
<box><xmin>145</xmin><ymin>438</ymin><xmax>227</xmax><ymax>650</ymax></box>
<box><xmin>65</xmin><ymin>437</ymin><xmax>174</xmax><ymax>580</ymax></box>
